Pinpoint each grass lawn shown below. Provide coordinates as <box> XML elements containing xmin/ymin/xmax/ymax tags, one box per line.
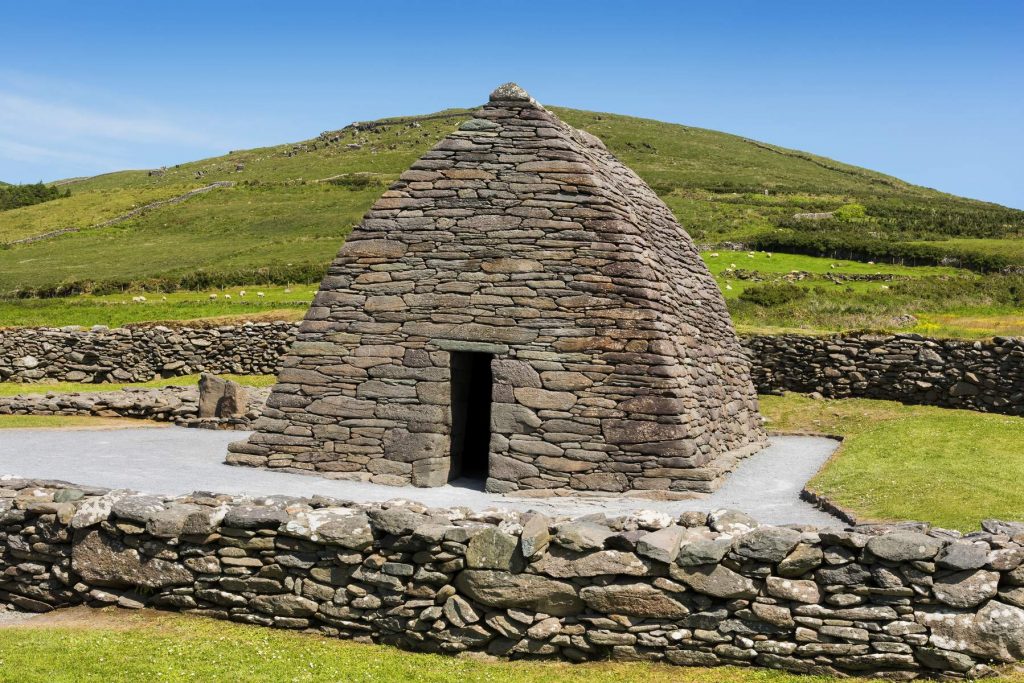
<box><xmin>0</xmin><ymin>374</ymin><xmax>276</xmax><ymax>397</ymax></box>
<box><xmin>0</xmin><ymin>415</ymin><xmax>162</xmax><ymax>429</ymax></box>
<box><xmin>702</xmin><ymin>251</ymin><xmax>958</xmax><ymax>278</ymax></box>
<box><xmin>1</xmin><ymin>607</ymin><xmax>1005</xmax><ymax>683</ymax></box>
<box><xmin>1</xmin><ymin>252</ymin><xmax>1020</xmax><ymax>339</ymax></box>
<box><xmin>0</xmin><ymin>282</ymin><xmax>312</xmax><ymax>328</ymax></box>
<box><xmin>912</xmin><ymin>237</ymin><xmax>1024</xmax><ymax>266</ymax></box>
<box><xmin>760</xmin><ymin>394</ymin><xmax>1024</xmax><ymax>530</ymax></box>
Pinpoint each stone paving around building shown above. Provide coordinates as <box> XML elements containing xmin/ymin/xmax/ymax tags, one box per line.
<box><xmin>0</xmin><ymin>428</ymin><xmax>840</xmax><ymax>526</ymax></box>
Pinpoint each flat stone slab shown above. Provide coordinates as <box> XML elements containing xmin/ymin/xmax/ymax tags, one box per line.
<box><xmin>0</xmin><ymin>428</ymin><xmax>841</xmax><ymax>526</ymax></box>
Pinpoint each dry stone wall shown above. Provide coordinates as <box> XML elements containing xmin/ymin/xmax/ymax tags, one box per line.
<box><xmin>2</xmin><ymin>479</ymin><xmax>1024</xmax><ymax>678</ymax></box>
<box><xmin>0</xmin><ymin>385</ymin><xmax>269</xmax><ymax>429</ymax></box>
<box><xmin>3</xmin><ymin>324</ymin><xmax>1023</xmax><ymax>417</ymax></box>
<box><xmin>747</xmin><ymin>334</ymin><xmax>1024</xmax><ymax>416</ymax></box>
<box><xmin>0</xmin><ymin>322</ymin><xmax>294</xmax><ymax>383</ymax></box>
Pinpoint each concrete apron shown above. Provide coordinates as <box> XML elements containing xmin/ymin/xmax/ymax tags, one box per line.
<box><xmin>0</xmin><ymin>429</ymin><xmax>841</xmax><ymax>526</ymax></box>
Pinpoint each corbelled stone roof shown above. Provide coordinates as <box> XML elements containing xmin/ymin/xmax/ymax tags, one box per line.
<box><xmin>228</xmin><ymin>83</ymin><xmax>766</xmax><ymax>494</ymax></box>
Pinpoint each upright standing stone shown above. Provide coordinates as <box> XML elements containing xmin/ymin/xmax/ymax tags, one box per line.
<box><xmin>199</xmin><ymin>373</ymin><xmax>248</xmax><ymax>418</ymax></box>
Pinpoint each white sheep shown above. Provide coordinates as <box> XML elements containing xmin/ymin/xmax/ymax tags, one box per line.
<box><xmin>257</xmin><ymin>292</ymin><xmax>266</xmax><ymax>298</ymax></box>
<box><xmin>209</xmin><ymin>294</ymin><xmax>218</xmax><ymax>299</ymax></box>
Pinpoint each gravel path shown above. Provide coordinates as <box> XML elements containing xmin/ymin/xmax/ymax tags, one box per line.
<box><xmin>0</xmin><ymin>608</ymin><xmax>37</xmax><ymax>626</ymax></box>
<box><xmin>0</xmin><ymin>427</ymin><xmax>841</xmax><ymax>526</ymax></box>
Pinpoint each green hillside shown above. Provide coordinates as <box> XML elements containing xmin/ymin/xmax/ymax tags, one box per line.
<box><xmin>2</xmin><ymin>105</ymin><xmax>1022</xmax><ymax>297</ymax></box>
<box><xmin>0</xmin><ymin>104</ymin><xmax>1022</xmax><ymax>338</ymax></box>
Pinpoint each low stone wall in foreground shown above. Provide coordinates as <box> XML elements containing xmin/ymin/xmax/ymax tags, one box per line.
<box><xmin>2</xmin><ymin>479</ymin><xmax>1023</xmax><ymax>678</ymax></box>
<box><xmin>2</xmin><ymin>323</ymin><xmax>1022</xmax><ymax>417</ymax></box>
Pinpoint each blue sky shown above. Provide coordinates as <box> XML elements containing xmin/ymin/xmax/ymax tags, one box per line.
<box><xmin>2</xmin><ymin>1</ymin><xmax>1022</xmax><ymax>208</ymax></box>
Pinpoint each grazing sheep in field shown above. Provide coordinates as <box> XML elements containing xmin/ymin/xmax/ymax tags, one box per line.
<box><xmin>257</xmin><ymin>292</ymin><xmax>266</xmax><ymax>298</ymax></box>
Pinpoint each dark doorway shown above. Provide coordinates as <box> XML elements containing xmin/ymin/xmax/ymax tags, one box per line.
<box><xmin>449</xmin><ymin>352</ymin><xmax>493</xmax><ymax>482</ymax></box>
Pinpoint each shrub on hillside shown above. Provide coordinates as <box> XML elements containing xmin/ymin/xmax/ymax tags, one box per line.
<box><xmin>0</xmin><ymin>182</ymin><xmax>68</xmax><ymax>211</ymax></box>
<box><xmin>739</xmin><ymin>283</ymin><xmax>809</xmax><ymax>307</ymax></box>
<box><xmin>834</xmin><ymin>203</ymin><xmax>867</xmax><ymax>221</ymax></box>
<box><xmin>327</xmin><ymin>174</ymin><xmax>383</xmax><ymax>190</ymax></box>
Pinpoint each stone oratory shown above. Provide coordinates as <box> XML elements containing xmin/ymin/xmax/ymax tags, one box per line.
<box><xmin>229</xmin><ymin>83</ymin><xmax>767</xmax><ymax>495</ymax></box>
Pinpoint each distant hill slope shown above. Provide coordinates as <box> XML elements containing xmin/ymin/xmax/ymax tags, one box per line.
<box><xmin>0</xmin><ymin>106</ymin><xmax>1021</xmax><ymax>296</ymax></box>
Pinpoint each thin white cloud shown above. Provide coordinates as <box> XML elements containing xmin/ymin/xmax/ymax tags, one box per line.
<box><xmin>0</xmin><ymin>137</ymin><xmax>125</xmax><ymax>166</ymax></box>
<box><xmin>0</xmin><ymin>71</ymin><xmax>229</xmax><ymax>181</ymax></box>
<box><xmin>0</xmin><ymin>92</ymin><xmax>215</xmax><ymax>146</ymax></box>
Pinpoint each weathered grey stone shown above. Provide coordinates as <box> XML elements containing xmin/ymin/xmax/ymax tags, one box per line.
<box><xmin>936</xmin><ymin>541</ymin><xmax>989</xmax><ymax>571</ymax></box>
<box><xmin>752</xmin><ymin>602</ymin><xmax>794</xmax><ymax>627</ymax></box>
<box><xmin>519</xmin><ymin>513</ymin><xmax>551</xmax><ymax>559</ymax></box>
<box><xmin>635</xmin><ymin>526</ymin><xmax>685</xmax><ymax>564</ymax></box>
<box><xmin>466</xmin><ymin>527</ymin><xmax>523</xmax><ymax>572</ymax></box>
<box><xmin>251</xmin><ymin>594</ymin><xmax>319</xmax><ymax>618</ymax></box>
<box><xmin>932</xmin><ymin>569</ymin><xmax>1000</xmax><ymax>608</ymax></box>
<box><xmin>367</xmin><ymin>507</ymin><xmax>425</xmax><ymax>536</ymax></box>
<box><xmin>580</xmin><ymin>583</ymin><xmax>689</xmax><ymax>618</ymax></box>
<box><xmin>673</xmin><ymin>564</ymin><xmax>757</xmax><ymax>599</ymax></box>
<box><xmin>778</xmin><ymin>543</ymin><xmax>824</xmax><ymax>577</ymax></box>
<box><xmin>553</xmin><ymin>522</ymin><xmax>613</xmax><ymax>552</ymax></box>
<box><xmin>111</xmin><ymin>495</ymin><xmax>165</xmax><ymax>524</ymax></box>
<box><xmin>198</xmin><ymin>373</ymin><xmax>248</xmax><ymax>418</ymax></box>
<box><xmin>71</xmin><ymin>492</ymin><xmax>124</xmax><ymax>528</ymax></box>
<box><xmin>443</xmin><ymin>594</ymin><xmax>479</xmax><ymax>627</ymax></box>
<box><xmin>454</xmin><ymin>570</ymin><xmax>583</xmax><ymax>616</ymax></box>
<box><xmin>147</xmin><ymin>505</ymin><xmax>204</xmax><ymax>538</ymax></box>
<box><xmin>532</xmin><ymin>548</ymin><xmax>656</xmax><ymax>578</ymax></box>
<box><xmin>708</xmin><ymin>509</ymin><xmax>759</xmax><ymax>534</ymax></box>
<box><xmin>317</xmin><ymin>513</ymin><xmax>374</xmax><ymax>550</ymax></box>
<box><xmin>677</xmin><ymin>537</ymin><xmax>733</xmax><ymax>566</ymax></box>
<box><xmin>918</xmin><ymin>601</ymin><xmax>1024</xmax><ymax>662</ymax></box>
<box><xmin>223</xmin><ymin>505</ymin><xmax>288</xmax><ymax>529</ymax></box>
<box><xmin>766</xmin><ymin>576</ymin><xmax>822</xmax><ymax>603</ymax></box>
<box><xmin>866</xmin><ymin>532</ymin><xmax>941</xmax><ymax>562</ymax></box>
<box><xmin>914</xmin><ymin>647</ymin><xmax>975</xmax><ymax>673</ymax></box>
<box><xmin>735</xmin><ymin>526</ymin><xmax>802</xmax><ymax>563</ymax></box>
<box><xmin>71</xmin><ymin>529</ymin><xmax>193</xmax><ymax>589</ymax></box>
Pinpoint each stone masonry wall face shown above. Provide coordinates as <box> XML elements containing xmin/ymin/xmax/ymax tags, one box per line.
<box><xmin>2</xmin><ymin>325</ymin><xmax>1022</xmax><ymax>416</ymax></box>
<box><xmin>0</xmin><ymin>386</ymin><xmax>269</xmax><ymax>429</ymax></box>
<box><xmin>2</xmin><ymin>479</ymin><xmax>1023</xmax><ymax>678</ymax></box>
<box><xmin>0</xmin><ymin>322</ymin><xmax>294</xmax><ymax>384</ymax></box>
<box><xmin>232</xmin><ymin>85</ymin><xmax>766</xmax><ymax>494</ymax></box>
<box><xmin>746</xmin><ymin>334</ymin><xmax>1024</xmax><ymax>415</ymax></box>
